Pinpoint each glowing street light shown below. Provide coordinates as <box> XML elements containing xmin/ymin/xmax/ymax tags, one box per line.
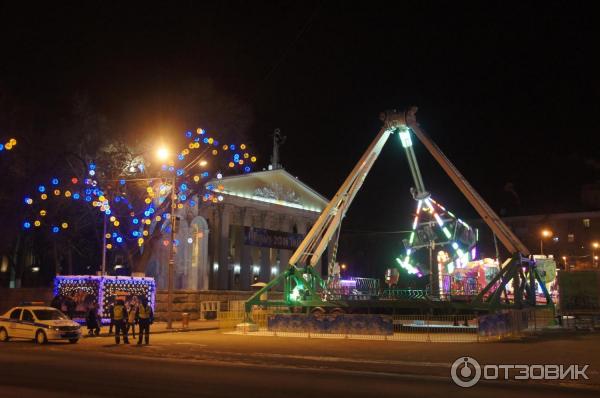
<box><xmin>540</xmin><ymin>229</ymin><xmax>552</xmax><ymax>255</ymax></box>
<box><xmin>593</xmin><ymin>242</ymin><xmax>599</xmax><ymax>267</ymax></box>
<box><xmin>157</xmin><ymin>146</ymin><xmax>170</xmax><ymax>161</ymax></box>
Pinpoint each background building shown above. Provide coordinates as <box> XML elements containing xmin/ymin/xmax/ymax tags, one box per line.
<box><xmin>145</xmin><ymin>168</ymin><xmax>330</xmax><ymax>290</ymax></box>
<box><xmin>474</xmin><ymin>211</ymin><xmax>600</xmax><ymax>269</ymax></box>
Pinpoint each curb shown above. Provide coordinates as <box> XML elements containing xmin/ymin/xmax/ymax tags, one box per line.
<box><xmin>83</xmin><ymin>326</ymin><xmax>219</xmax><ymax>338</ymax></box>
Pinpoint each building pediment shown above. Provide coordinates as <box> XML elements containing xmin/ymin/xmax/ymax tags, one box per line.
<box><xmin>206</xmin><ymin>169</ymin><xmax>328</xmax><ymax>213</ymax></box>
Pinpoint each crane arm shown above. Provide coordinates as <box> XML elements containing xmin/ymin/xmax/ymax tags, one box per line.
<box><xmin>404</xmin><ymin>107</ymin><xmax>530</xmax><ymax>256</ymax></box>
<box><xmin>289</xmin><ymin>111</ymin><xmax>407</xmax><ymax>267</ymax></box>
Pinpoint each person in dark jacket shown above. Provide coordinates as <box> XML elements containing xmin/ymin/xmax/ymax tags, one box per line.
<box><xmin>65</xmin><ymin>296</ymin><xmax>76</xmax><ymax>320</ymax></box>
<box><xmin>107</xmin><ymin>302</ymin><xmax>115</xmax><ymax>334</ymax></box>
<box><xmin>112</xmin><ymin>299</ymin><xmax>129</xmax><ymax>344</ymax></box>
<box><xmin>86</xmin><ymin>302</ymin><xmax>100</xmax><ymax>336</ymax></box>
<box><xmin>136</xmin><ymin>297</ymin><xmax>153</xmax><ymax>345</ymax></box>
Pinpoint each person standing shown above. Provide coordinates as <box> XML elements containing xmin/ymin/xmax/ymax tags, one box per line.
<box><xmin>136</xmin><ymin>297</ymin><xmax>153</xmax><ymax>345</ymax></box>
<box><xmin>112</xmin><ymin>299</ymin><xmax>129</xmax><ymax>344</ymax></box>
<box><xmin>107</xmin><ymin>302</ymin><xmax>115</xmax><ymax>334</ymax></box>
<box><xmin>126</xmin><ymin>302</ymin><xmax>137</xmax><ymax>339</ymax></box>
<box><xmin>86</xmin><ymin>302</ymin><xmax>100</xmax><ymax>336</ymax></box>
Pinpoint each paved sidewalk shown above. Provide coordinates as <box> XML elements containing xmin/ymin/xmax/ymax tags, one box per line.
<box><xmin>83</xmin><ymin>320</ymin><xmax>219</xmax><ymax>338</ymax></box>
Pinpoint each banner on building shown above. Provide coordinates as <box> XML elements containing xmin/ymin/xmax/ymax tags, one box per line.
<box><xmin>243</xmin><ymin>226</ymin><xmax>304</xmax><ymax>251</ymax></box>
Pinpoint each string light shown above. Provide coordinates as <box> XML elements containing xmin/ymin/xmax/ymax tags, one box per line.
<box><xmin>22</xmin><ymin>128</ymin><xmax>257</xmax><ymax>250</ymax></box>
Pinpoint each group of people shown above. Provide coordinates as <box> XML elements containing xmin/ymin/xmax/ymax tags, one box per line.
<box><xmin>85</xmin><ymin>296</ymin><xmax>154</xmax><ymax>345</ymax></box>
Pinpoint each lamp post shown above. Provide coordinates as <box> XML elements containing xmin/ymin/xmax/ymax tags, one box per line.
<box><xmin>540</xmin><ymin>229</ymin><xmax>552</xmax><ymax>255</ymax></box>
<box><xmin>157</xmin><ymin>144</ymin><xmax>208</xmax><ymax>329</ymax></box>
<box><xmin>167</xmin><ymin>173</ymin><xmax>176</xmax><ymax>329</ymax></box>
<box><xmin>101</xmin><ymin>213</ymin><xmax>107</xmax><ymax>275</ymax></box>
<box><xmin>157</xmin><ymin>146</ymin><xmax>177</xmax><ymax>329</ymax></box>
<box><xmin>593</xmin><ymin>242</ymin><xmax>599</xmax><ymax>267</ymax></box>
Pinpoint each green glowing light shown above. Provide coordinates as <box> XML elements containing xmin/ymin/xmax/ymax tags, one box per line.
<box><xmin>442</xmin><ymin>227</ymin><xmax>451</xmax><ymax>239</ymax></box>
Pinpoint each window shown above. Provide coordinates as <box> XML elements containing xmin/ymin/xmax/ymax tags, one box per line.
<box><xmin>9</xmin><ymin>309</ymin><xmax>22</xmax><ymax>320</ymax></box>
<box><xmin>21</xmin><ymin>310</ymin><xmax>34</xmax><ymax>323</ymax></box>
<box><xmin>583</xmin><ymin>219</ymin><xmax>590</xmax><ymax>228</ymax></box>
<box><xmin>33</xmin><ymin>309</ymin><xmax>68</xmax><ymax>320</ymax></box>
<box><xmin>568</xmin><ymin>234</ymin><xmax>575</xmax><ymax>243</ymax></box>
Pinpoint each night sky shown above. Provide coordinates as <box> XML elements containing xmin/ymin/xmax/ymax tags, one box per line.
<box><xmin>1</xmin><ymin>1</ymin><xmax>598</xmax><ymax>274</ymax></box>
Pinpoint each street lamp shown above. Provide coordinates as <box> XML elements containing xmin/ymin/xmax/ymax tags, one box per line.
<box><xmin>593</xmin><ymin>242</ymin><xmax>599</xmax><ymax>267</ymax></box>
<box><xmin>157</xmin><ymin>145</ymin><xmax>208</xmax><ymax>329</ymax></box>
<box><xmin>157</xmin><ymin>146</ymin><xmax>170</xmax><ymax>161</ymax></box>
<box><xmin>540</xmin><ymin>229</ymin><xmax>552</xmax><ymax>255</ymax></box>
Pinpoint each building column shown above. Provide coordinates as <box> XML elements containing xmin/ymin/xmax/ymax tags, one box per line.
<box><xmin>259</xmin><ymin>211</ymin><xmax>271</xmax><ymax>283</ymax></box>
<box><xmin>240</xmin><ymin>207</ymin><xmax>252</xmax><ymax>290</ymax></box>
<box><xmin>217</xmin><ymin>204</ymin><xmax>231</xmax><ymax>290</ymax></box>
<box><xmin>277</xmin><ymin>215</ymin><xmax>291</xmax><ymax>277</ymax></box>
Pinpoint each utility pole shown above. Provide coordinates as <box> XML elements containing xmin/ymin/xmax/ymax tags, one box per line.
<box><xmin>167</xmin><ymin>174</ymin><xmax>176</xmax><ymax>329</ymax></box>
<box><xmin>101</xmin><ymin>213</ymin><xmax>107</xmax><ymax>275</ymax></box>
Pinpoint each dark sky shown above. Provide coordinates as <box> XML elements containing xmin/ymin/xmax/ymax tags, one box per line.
<box><xmin>1</xmin><ymin>1</ymin><xmax>599</xmax><ymax>270</ymax></box>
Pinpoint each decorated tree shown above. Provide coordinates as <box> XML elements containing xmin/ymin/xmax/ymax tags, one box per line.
<box><xmin>21</xmin><ymin>128</ymin><xmax>258</xmax><ymax>276</ymax></box>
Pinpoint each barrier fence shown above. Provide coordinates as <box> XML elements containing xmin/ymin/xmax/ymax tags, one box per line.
<box><xmin>218</xmin><ymin>307</ymin><xmax>559</xmax><ymax>342</ymax></box>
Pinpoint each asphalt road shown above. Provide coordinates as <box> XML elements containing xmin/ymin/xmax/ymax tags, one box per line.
<box><xmin>1</xmin><ymin>330</ymin><xmax>599</xmax><ymax>398</ymax></box>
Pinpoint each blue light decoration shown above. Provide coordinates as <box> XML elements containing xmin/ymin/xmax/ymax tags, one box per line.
<box><xmin>54</xmin><ymin>275</ymin><xmax>155</xmax><ymax>323</ymax></box>
<box><xmin>0</xmin><ymin>144</ymin><xmax>3</xmax><ymax>151</ymax></box>
<box><xmin>52</xmin><ymin>226</ymin><xmax>59</xmax><ymax>233</ymax></box>
<box><xmin>23</xmin><ymin>126</ymin><xmax>257</xmax><ymax>252</ymax></box>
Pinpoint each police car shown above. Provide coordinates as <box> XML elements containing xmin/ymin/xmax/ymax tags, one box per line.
<box><xmin>0</xmin><ymin>304</ymin><xmax>81</xmax><ymax>344</ymax></box>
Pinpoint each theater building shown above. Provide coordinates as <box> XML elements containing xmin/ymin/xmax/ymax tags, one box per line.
<box><xmin>145</xmin><ymin>168</ymin><xmax>330</xmax><ymax>290</ymax></box>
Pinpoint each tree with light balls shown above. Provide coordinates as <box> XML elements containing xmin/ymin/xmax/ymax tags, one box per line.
<box><xmin>21</xmin><ymin>127</ymin><xmax>258</xmax><ymax>277</ymax></box>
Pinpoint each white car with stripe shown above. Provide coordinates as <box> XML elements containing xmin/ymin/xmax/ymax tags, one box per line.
<box><xmin>0</xmin><ymin>305</ymin><xmax>82</xmax><ymax>344</ymax></box>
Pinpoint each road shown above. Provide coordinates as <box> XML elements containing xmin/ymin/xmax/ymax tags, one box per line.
<box><xmin>1</xmin><ymin>330</ymin><xmax>599</xmax><ymax>397</ymax></box>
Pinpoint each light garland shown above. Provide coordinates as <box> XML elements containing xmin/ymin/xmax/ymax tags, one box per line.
<box><xmin>23</xmin><ymin>128</ymin><xmax>257</xmax><ymax>254</ymax></box>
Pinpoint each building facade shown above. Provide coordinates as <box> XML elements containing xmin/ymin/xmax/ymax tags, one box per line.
<box><xmin>146</xmin><ymin>169</ymin><xmax>330</xmax><ymax>290</ymax></box>
<box><xmin>474</xmin><ymin>211</ymin><xmax>600</xmax><ymax>269</ymax></box>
